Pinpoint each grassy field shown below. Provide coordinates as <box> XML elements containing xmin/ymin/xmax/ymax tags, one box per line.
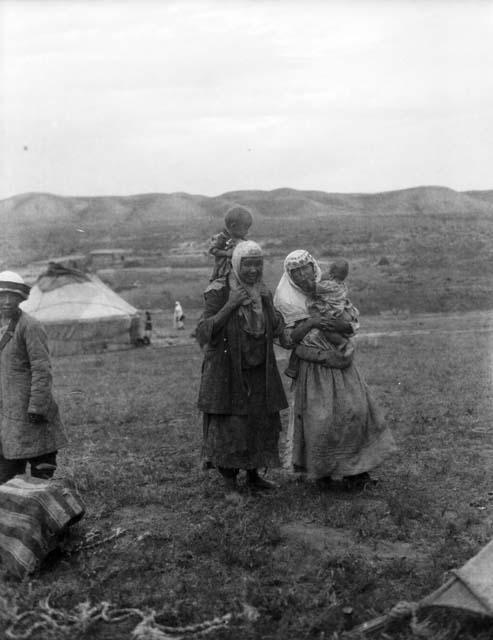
<box><xmin>15</xmin><ymin>195</ymin><xmax>493</xmax><ymax>316</ymax></box>
<box><xmin>1</xmin><ymin>314</ymin><xmax>493</xmax><ymax>639</ymax></box>
<box><xmin>97</xmin><ymin>241</ymin><xmax>493</xmax><ymax>319</ymax></box>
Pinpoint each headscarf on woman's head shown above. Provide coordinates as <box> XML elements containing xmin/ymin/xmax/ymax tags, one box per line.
<box><xmin>273</xmin><ymin>250</ymin><xmax>322</xmax><ymax>327</ymax></box>
<box><xmin>231</xmin><ymin>240</ymin><xmax>263</xmax><ymax>282</ymax></box>
<box><xmin>230</xmin><ymin>240</ymin><xmax>265</xmax><ymax>336</ymax></box>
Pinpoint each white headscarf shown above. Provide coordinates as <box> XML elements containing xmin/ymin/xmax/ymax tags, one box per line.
<box><xmin>273</xmin><ymin>250</ymin><xmax>322</xmax><ymax>327</ymax></box>
<box><xmin>230</xmin><ymin>240</ymin><xmax>265</xmax><ymax>336</ymax></box>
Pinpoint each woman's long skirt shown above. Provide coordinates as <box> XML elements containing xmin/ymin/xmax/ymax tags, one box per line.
<box><xmin>202</xmin><ymin>366</ymin><xmax>281</xmax><ymax>470</ymax></box>
<box><xmin>291</xmin><ymin>360</ymin><xmax>396</xmax><ymax>479</ymax></box>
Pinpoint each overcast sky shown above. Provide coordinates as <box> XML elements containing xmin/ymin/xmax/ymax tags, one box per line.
<box><xmin>1</xmin><ymin>0</ymin><xmax>492</xmax><ymax>199</ymax></box>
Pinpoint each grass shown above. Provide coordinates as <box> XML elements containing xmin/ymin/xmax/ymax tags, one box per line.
<box><xmin>93</xmin><ymin>205</ymin><xmax>493</xmax><ymax>313</ymax></box>
<box><xmin>1</xmin><ymin>318</ymin><xmax>493</xmax><ymax>639</ymax></box>
<box><xmin>16</xmin><ymin>199</ymin><xmax>493</xmax><ymax>316</ymax></box>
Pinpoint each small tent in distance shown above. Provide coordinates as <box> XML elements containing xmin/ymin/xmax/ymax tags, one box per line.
<box><xmin>21</xmin><ymin>263</ymin><xmax>141</xmax><ymax>356</ymax></box>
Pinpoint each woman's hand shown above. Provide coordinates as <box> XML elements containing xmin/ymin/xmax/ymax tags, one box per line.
<box><xmin>291</xmin><ymin>316</ymin><xmax>351</xmax><ymax>343</ymax></box>
<box><xmin>227</xmin><ymin>287</ymin><xmax>250</xmax><ymax>309</ymax></box>
<box><xmin>303</xmin><ymin>281</ymin><xmax>316</xmax><ymax>293</ymax></box>
<box><xmin>290</xmin><ymin>317</ymin><xmax>317</xmax><ymax>342</ymax></box>
<box><xmin>307</xmin><ymin>316</ymin><xmax>325</xmax><ymax>330</ymax></box>
<box><xmin>258</xmin><ymin>282</ymin><xmax>271</xmax><ymax>299</ymax></box>
<box><xmin>319</xmin><ymin>317</ymin><xmax>352</xmax><ymax>334</ymax></box>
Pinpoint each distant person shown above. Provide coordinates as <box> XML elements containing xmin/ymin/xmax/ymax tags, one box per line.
<box><xmin>0</xmin><ymin>271</ymin><xmax>68</xmax><ymax>483</ymax></box>
<box><xmin>284</xmin><ymin>257</ymin><xmax>359</xmax><ymax>378</ymax></box>
<box><xmin>208</xmin><ymin>205</ymin><xmax>253</xmax><ymax>281</ymax></box>
<box><xmin>144</xmin><ymin>310</ymin><xmax>153</xmax><ymax>344</ymax></box>
<box><xmin>173</xmin><ymin>301</ymin><xmax>185</xmax><ymax>330</ymax></box>
<box><xmin>274</xmin><ymin>250</ymin><xmax>396</xmax><ymax>489</ymax></box>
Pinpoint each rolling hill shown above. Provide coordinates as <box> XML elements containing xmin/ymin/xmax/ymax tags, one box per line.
<box><xmin>1</xmin><ymin>185</ymin><xmax>493</xmax><ymax>315</ymax></box>
<box><xmin>1</xmin><ymin>185</ymin><xmax>492</xmax><ymax>266</ymax></box>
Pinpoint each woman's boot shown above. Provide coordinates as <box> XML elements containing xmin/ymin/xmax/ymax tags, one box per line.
<box><xmin>343</xmin><ymin>472</ymin><xmax>377</xmax><ymax>491</ymax></box>
<box><xmin>246</xmin><ymin>469</ymin><xmax>276</xmax><ymax>491</ymax></box>
<box><xmin>218</xmin><ymin>467</ymin><xmax>239</xmax><ymax>491</ymax></box>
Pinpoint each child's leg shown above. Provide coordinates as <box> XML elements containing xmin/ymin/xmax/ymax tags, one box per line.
<box><xmin>284</xmin><ymin>350</ymin><xmax>300</xmax><ymax>378</ymax></box>
<box><xmin>0</xmin><ymin>456</ymin><xmax>26</xmax><ymax>484</ymax></box>
<box><xmin>323</xmin><ymin>331</ymin><xmax>346</xmax><ymax>346</ymax></box>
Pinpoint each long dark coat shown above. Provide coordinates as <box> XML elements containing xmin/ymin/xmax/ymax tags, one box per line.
<box><xmin>197</xmin><ymin>277</ymin><xmax>288</xmax><ymax>416</ymax></box>
<box><xmin>0</xmin><ymin>312</ymin><xmax>68</xmax><ymax>459</ymax></box>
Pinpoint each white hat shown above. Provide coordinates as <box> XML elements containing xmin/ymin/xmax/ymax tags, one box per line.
<box><xmin>0</xmin><ymin>271</ymin><xmax>31</xmax><ymax>300</ymax></box>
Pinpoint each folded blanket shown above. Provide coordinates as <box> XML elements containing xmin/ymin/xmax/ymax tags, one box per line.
<box><xmin>0</xmin><ymin>475</ymin><xmax>85</xmax><ymax>577</ymax></box>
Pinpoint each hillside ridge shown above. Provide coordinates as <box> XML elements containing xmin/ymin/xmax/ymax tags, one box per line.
<box><xmin>1</xmin><ymin>185</ymin><xmax>492</xmax><ymax>266</ymax></box>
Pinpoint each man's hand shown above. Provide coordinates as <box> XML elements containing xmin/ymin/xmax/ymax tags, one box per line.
<box><xmin>28</xmin><ymin>412</ymin><xmax>46</xmax><ymax>424</ymax></box>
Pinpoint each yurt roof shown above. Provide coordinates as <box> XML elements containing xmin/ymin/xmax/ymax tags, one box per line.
<box><xmin>21</xmin><ymin>264</ymin><xmax>138</xmax><ymax>323</ymax></box>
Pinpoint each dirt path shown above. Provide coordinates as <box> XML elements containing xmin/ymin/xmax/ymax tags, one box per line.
<box><xmin>149</xmin><ymin>308</ymin><xmax>493</xmax><ymax>350</ymax></box>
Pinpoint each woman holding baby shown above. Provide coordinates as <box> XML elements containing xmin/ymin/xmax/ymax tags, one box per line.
<box><xmin>274</xmin><ymin>250</ymin><xmax>396</xmax><ymax>488</ymax></box>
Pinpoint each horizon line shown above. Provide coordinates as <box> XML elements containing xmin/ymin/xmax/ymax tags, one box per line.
<box><xmin>2</xmin><ymin>183</ymin><xmax>492</xmax><ymax>203</ymax></box>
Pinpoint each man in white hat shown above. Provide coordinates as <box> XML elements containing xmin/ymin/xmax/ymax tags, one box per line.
<box><xmin>0</xmin><ymin>271</ymin><xmax>67</xmax><ymax>483</ymax></box>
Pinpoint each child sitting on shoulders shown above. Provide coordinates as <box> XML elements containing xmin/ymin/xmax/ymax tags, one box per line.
<box><xmin>209</xmin><ymin>205</ymin><xmax>253</xmax><ymax>281</ymax></box>
<box><xmin>285</xmin><ymin>258</ymin><xmax>359</xmax><ymax>378</ymax></box>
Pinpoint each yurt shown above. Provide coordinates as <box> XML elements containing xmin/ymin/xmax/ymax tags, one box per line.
<box><xmin>21</xmin><ymin>263</ymin><xmax>141</xmax><ymax>356</ymax></box>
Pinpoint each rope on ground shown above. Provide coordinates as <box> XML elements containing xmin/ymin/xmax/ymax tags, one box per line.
<box><xmin>388</xmin><ymin>601</ymin><xmax>418</xmax><ymax>620</ymax></box>
<box><xmin>4</xmin><ymin>596</ymin><xmax>259</xmax><ymax>640</ymax></box>
<box><xmin>343</xmin><ymin>600</ymin><xmax>418</xmax><ymax>637</ymax></box>
<box><xmin>64</xmin><ymin>526</ymin><xmax>127</xmax><ymax>554</ymax></box>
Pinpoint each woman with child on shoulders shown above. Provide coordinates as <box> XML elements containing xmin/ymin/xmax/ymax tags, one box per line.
<box><xmin>196</xmin><ymin>240</ymin><xmax>288</xmax><ymax>492</ymax></box>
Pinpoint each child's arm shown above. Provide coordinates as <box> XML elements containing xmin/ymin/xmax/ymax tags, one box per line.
<box><xmin>209</xmin><ymin>232</ymin><xmax>233</xmax><ymax>257</ymax></box>
<box><xmin>211</xmin><ymin>248</ymin><xmax>232</xmax><ymax>257</ymax></box>
<box><xmin>314</xmin><ymin>280</ymin><xmax>341</xmax><ymax>296</ymax></box>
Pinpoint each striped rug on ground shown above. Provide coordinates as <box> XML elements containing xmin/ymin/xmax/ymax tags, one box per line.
<box><xmin>0</xmin><ymin>475</ymin><xmax>85</xmax><ymax>577</ymax></box>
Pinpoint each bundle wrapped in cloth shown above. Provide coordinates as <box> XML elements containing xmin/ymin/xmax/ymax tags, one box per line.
<box><xmin>0</xmin><ymin>475</ymin><xmax>85</xmax><ymax>577</ymax></box>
